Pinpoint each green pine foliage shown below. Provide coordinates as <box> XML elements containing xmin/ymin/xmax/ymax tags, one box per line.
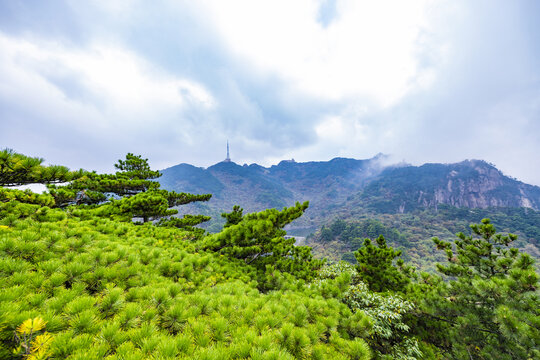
<box><xmin>0</xmin><ymin>188</ymin><xmax>55</xmax><ymax>207</ymax></box>
<box><xmin>114</xmin><ymin>153</ymin><xmax>161</xmax><ymax>182</ymax></box>
<box><xmin>157</xmin><ymin>214</ymin><xmax>212</xmax><ymax>236</ymax></box>
<box><xmin>354</xmin><ymin>235</ymin><xmax>413</xmax><ymax>293</ymax></box>
<box><xmin>2</xmin><ymin>151</ymin><xmax>538</xmax><ymax>359</ymax></box>
<box><xmin>0</xmin><ymin>213</ymin><xmax>372</xmax><ymax>359</ymax></box>
<box><xmin>47</xmin><ymin>153</ymin><xmax>164</xmax><ymax>207</ymax></box>
<box><xmin>45</xmin><ymin>154</ymin><xmax>212</xmax><ymax>230</ymax></box>
<box><xmin>0</xmin><ymin>149</ymin><xmax>85</xmax><ymax>187</ymax></box>
<box><xmin>105</xmin><ymin>189</ymin><xmax>212</xmax><ymax>224</ymax></box>
<box><xmin>221</xmin><ymin>205</ymin><xmax>244</xmax><ymax>228</ymax></box>
<box><xmin>202</xmin><ymin>202</ymin><xmax>325</xmax><ymax>287</ymax></box>
<box><xmin>413</xmin><ymin>219</ymin><xmax>540</xmax><ymax>359</ymax></box>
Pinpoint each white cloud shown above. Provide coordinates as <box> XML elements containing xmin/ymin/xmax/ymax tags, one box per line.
<box><xmin>2</xmin><ymin>0</ymin><xmax>540</xmax><ymax>187</ymax></box>
<box><xmin>0</xmin><ymin>31</ymin><xmax>220</xmax><ymax>172</ymax></box>
<box><xmin>195</xmin><ymin>0</ymin><xmax>443</xmax><ymax>107</ymax></box>
<box><xmin>0</xmin><ymin>32</ymin><xmax>215</xmax><ymax>132</ymax></box>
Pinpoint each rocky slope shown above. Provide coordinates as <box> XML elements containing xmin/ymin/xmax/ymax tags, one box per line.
<box><xmin>356</xmin><ymin>160</ymin><xmax>540</xmax><ymax>213</ymax></box>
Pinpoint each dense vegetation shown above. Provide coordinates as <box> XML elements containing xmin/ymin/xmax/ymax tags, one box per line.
<box><xmin>1</xmin><ymin>150</ymin><xmax>538</xmax><ymax>359</ymax></box>
<box><xmin>308</xmin><ymin>205</ymin><xmax>540</xmax><ymax>272</ymax></box>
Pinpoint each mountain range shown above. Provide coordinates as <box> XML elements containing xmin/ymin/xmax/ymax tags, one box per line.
<box><xmin>159</xmin><ymin>155</ymin><xmax>540</xmax><ymax>233</ymax></box>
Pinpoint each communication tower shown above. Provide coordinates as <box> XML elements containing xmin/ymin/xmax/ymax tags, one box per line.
<box><xmin>224</xmin><ymin>140</ymin><xmax>231</xmax><ymax>162</ymax></box>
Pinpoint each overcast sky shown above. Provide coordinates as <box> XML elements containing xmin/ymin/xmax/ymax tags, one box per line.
<box><xmin>1</xmin><ymin>0</ymin><xmax>539</xmax><ymax>185</ymax></box>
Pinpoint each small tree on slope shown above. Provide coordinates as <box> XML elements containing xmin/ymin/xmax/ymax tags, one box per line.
<box><xmin>202</xmin><ymin>202</ymin><xmax>324</xmax><ymax>286</ymax></box>
<box><xmin>354</xmin><ymin>235</ymin><xmax>413</xmax><ymax>293</ymax></box>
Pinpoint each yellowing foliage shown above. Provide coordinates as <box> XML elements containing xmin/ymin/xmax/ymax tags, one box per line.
<box><xmin>16</xmin><ymin>318</ymin><xmax>47</xmax><ymax>335</ymax></box>
<box><xmin>30</xmin><ymin>333</ymin><xmax>53</xmax><ymax>354</ymax></box>
<box><xmin>13</xmin><ymin>318</ymin><xmax>53</xmax><ymax>360</ymax></box>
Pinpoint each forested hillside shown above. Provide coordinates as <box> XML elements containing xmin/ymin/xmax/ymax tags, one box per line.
<box><xmin>1</xmin><ymin>149</ymin><xmax>538</xmax><ymax>359</ymax></box>
<box><xmin>307</xmin><ymin>206</ymin><xmax>540</xmax><ymax>272</ymax></box>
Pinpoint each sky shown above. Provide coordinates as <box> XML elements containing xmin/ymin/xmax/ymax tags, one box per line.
<box><xmin>1</xmin><ymin>0</ymin><xmax>539</xmax><ymax>185</ymax></box>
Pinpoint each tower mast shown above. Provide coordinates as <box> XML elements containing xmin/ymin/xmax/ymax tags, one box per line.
<box><xmin>225</xmin><ymin>140</ymin><xmax>231</xmax><ymax>162</ymax></box>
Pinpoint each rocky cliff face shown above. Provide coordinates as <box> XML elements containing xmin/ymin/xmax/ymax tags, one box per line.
<box><xmin>359</xmin><ymin>160</ymin><xmax>540</xmax><ymax>213</ymax></box>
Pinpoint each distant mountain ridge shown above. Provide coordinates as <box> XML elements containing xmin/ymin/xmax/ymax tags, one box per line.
<box><xmin>159</xmin><ymin>156</ymin><xmax>540</xmax><ymax>230</ymax></box>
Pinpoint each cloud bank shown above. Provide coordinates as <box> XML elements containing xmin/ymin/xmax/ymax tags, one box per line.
<box><xmin>1</xmin><ymin>0</ymin><xmax>539</xmax><ymax>185</ymax></box>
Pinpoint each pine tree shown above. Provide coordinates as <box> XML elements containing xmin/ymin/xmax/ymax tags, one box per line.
<box><xmin>47</xmin><ymin>153</ymin><xmax>161</xmax><ymax>207</ymax></box>
<box><xmin>221</xmin><ymin>205</ymin><xmax>243</xmax><ymax>228</ymax></box>
<box><xmin>112</xmin><ymin>189</ymin><xmax>211</xmax><ymax>225</ymax></box>
<box><xmin>46</xmin><ymin>154</ymin><xmax>212</xmax><ymax>229</ymax></box>
<box><xmin>202</xmin><ymin>202</ymin><xmax>324</xmax><ymax>283</ymax></box>
<box><xmin>420</xmin><ymin>219</ymin><xmax>540</xmax><ymax>359</ymax></box>
<box><xmin>114</xmin><ymin>153</ymin><xmax>161</xmax><ymax>182</ymax></box>
<box><xmin>354</xmin><ymin>235</ymin><xmax>412</xmax><ymax>293</ymax></box>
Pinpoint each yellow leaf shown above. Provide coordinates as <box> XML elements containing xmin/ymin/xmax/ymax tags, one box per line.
<box><xmin>31</xmin><ymin>333</ymin><xmax>53</xmax><ymax>353</ymax></box>
<box><xmin>16</xmin><ymin>318</ymin><xmax>47</xmax><ymax>335</ymax></box>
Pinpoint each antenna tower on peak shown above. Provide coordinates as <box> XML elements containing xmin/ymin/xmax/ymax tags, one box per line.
<box><xmin>224</xmin><ymin>140</ymin><xmax>231</xmax><ymax>162</ymax></box>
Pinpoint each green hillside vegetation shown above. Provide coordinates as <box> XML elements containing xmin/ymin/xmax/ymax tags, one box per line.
<box><xmin>1</xmin><ymin>151</ymin><xmax>538</xmax><ymax>359</ymax></box>
<box><xmin>309</xmin><ymin>205</ymin><xmax>540</xmax><ymax>273</ymax></box>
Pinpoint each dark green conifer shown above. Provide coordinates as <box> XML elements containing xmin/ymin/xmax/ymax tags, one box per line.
<box><xmin>203</xmin><ymin>202</ymin><xmax>324</xmax><ymax>283</ymax></box>
<box><xmin>221</xmin><ymin>205</ymin><xmax>243</xmax><ymax>228</ymax></box>
<box><xmin>112</xmin><ymin>190</ymin><xmax>211</xmax><ymax>224</ymax></box>
<box><xmin>47</xmin><ymin>153</ymin><xmax>162</xmax><ymax>207</ymax></box>
<box><xmin>354</xmin><ymin>235</ymin><xmax>412</xmax><ymax>293</ymax></box>
<box><xmin>420</xmin><ymin>219</ymin><xmax>540</xmax><ymax>359</ymax></box>
<box><xmin>46</xmin><ymin>154</ymin><xmax>211</xmax><ymax>229</ymax></box>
